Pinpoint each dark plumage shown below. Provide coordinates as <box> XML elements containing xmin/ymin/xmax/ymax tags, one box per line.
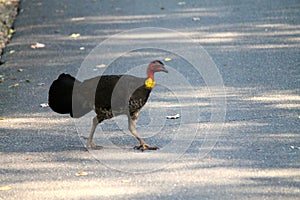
<box><xmin>48</xmin><ymin>60</ymin><xmax>167</xmax><ymax>150</ymax></box>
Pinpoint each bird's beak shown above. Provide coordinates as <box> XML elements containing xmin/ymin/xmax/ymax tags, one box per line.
<box><xmin>161</xmin><ymin>66</ymin><xmax>168</xmax><ymax>73</ymax></box>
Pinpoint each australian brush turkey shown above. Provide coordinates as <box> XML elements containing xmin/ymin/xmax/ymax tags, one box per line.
<box><xmin>48</xmin><ymin>60</ymin><xmax>168</xmax><ymax>151</ymax></box>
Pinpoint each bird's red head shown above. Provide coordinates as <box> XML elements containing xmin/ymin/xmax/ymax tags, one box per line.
<box><xmin>147</xmin><ymin>60</ymin><xmax>168</xmax><ymax>79</ymax></box>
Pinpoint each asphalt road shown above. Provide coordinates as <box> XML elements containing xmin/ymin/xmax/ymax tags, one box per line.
<box><xmin>1</xmin><ymin>0</ymin><xmax>299</xmax><ymax>199</ymax></box>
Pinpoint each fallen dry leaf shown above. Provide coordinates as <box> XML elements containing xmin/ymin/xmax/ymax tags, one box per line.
<box><xmin>0</xmin><ymin>75</ymin><xmax>4</xmax><ymax>83</ymax></box>
<box><xmin>75</xmin><ymin>171</ymin><xmax>88</xmax><ymax>176</ymax></box>
<box><xmin>164</xmin><ymin>57</ymin><xmax>172</xmax><ymax>62</ymax></box>
<box><xmin>0</xmin><ymin>186</ymin><xmax>11</xmax><ymax>191</ymax></box>
<box><xmin>96</xmin><ymin>64</ymin><xmax>107</xmax><ymax>68</ymax></box>
<box><xmin>70</xmin><ymin>33</ymin><xmax>81</xmax><ymax>38</ymax></box>
<box><xmin>31</xmin><ymin>42</ymin><xmax>45</xmax><ymax>49</ymax></box>
<box><xmin>8</xmin><ymin>28</ymin><xmax>15</xmax><ymax>34</ymax></box>
<box><xmin>8</xmin><ymin>83</ymin><xmax>19</xmax><ymax>88</ymax></box>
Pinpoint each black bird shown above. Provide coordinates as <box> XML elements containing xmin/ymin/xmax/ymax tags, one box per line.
<box><xmin>48</xmin><ymin>60</ymin><xmax>168</xmax><ymax>151</ymax></box>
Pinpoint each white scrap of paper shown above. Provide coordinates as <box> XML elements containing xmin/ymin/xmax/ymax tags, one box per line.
<box><xmin>40</xmin><ymin>103</ymin><xmax>49</xmax><ymax>108</ymax></box>
<box><xmin>31</xmin><ymin>42</ymin><xmax>45</xmax><ymax>49</ymax></box>
<box><xmin>166</xmin><ymin>114</ymin><xmax>180</xmax><ymax>119</ymax></box>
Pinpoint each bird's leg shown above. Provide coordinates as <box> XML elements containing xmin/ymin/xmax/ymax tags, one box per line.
<box><xmin>86</xmin><ymin>116</ymin><xmax>103</xmax><ymax>150</ymax></box>
<box><xmin>128</xmin><ymin>113</ymin><xmax>159</xmax><ymax>151</ymax></box>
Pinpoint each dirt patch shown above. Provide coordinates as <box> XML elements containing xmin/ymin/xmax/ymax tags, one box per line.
<box><xmin>0</xmin><ymin>0</ymin><xmax>19</xmax><ymax>57</ymax></box>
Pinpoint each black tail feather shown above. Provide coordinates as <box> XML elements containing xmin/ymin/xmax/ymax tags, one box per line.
<box><xmin>48</xmin><ymin>73</ymin><xmax>91</xmax><ymax>118</ymax></box>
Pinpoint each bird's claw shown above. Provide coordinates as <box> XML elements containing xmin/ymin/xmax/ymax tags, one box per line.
<box><xmin>87</xmin><ymin>141</ymin><xmax>103</xmax><ymax>150</ymax></box>
<box><xmin>134</xmin><ymin>143</ymin><xmax>159</xmax><ymax>151</ymax></box>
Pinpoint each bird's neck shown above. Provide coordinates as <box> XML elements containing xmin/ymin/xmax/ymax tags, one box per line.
<box><xmin>145</xmin><ymin>71</ymin><xmax>155</xmax><ymax>89</ymax></box>
<box><xmin>147</xmin><ymin>69</ymin><xmax>154</xmax><ymax>80</ymax></box>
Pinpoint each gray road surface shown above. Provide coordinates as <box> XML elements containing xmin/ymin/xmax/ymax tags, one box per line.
<box><xmin>0</xmin><ymin>0</ymin><xmax>299</xmax><ymax>199</ymax></box>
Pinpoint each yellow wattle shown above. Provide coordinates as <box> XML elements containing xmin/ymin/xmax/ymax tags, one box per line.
<box><xmin>145</xmin><ymin>78</ymin><xmax>156</xmax><ymax>89</ymax></box>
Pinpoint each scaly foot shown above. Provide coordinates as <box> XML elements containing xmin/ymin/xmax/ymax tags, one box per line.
<box><xmin>134</xmin><ymin>143</ymin><xmax>159</xmax><ymax>151</ymax></box>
